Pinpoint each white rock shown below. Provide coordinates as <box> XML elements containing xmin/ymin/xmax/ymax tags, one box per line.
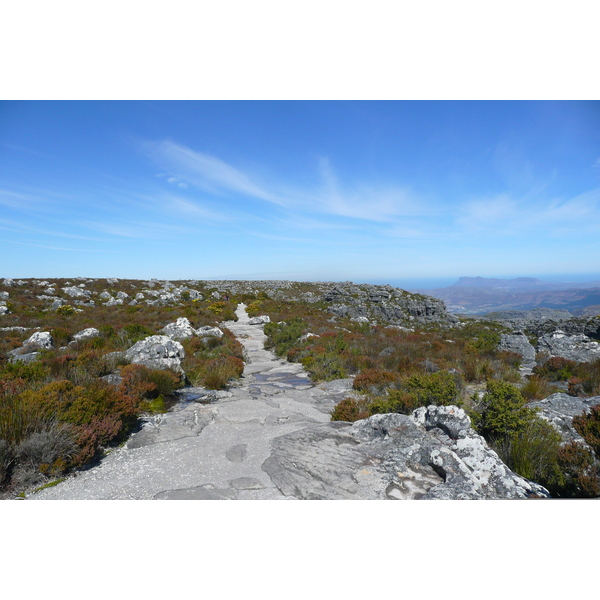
<box><xmin>197</xmin><ymin>325</ymin><xmax>224</xmax><ymax>338</ymax></box>
<box><xmin>72</xmin><ymin>327</ymin><xmax>101</xmax><ymax>343</ymax></box>
<box><xmin>248</xmin><ymin>315</ymin><xmax>270</xmax><ymax>325</ymax></box>
<box><xmin>24</xmin><ymin>331</ymin><xmax>54</xmax><ymax>350</ymax></box>
<box><xmin>160</xmin><ymin>317</ymin><xmax>197</xmax><ymax>340</ymax></box>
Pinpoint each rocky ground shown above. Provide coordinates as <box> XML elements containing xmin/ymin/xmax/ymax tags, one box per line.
<box><xmin>28</xmin><ymin>305</ymin><xmax>549</xmax><ymax>500</ymax></box>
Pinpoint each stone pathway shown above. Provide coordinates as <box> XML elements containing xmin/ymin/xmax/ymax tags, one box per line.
<box><xmin>30</xmin><ymin>304</ymin><xmax>353</xmax><ymax>500</ymax></box>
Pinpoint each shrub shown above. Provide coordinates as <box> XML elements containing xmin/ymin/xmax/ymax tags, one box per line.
<box><xmin>353</xmin><ymin>368</ymin><xmax>397</xmax><ymax>392</ymax></box>
<box><xmin>302</xmin><ymin>353</ymin><xmax>347</xmax><ymax>382</ymax></box>
<box><xmin>533</xmin><ymin>357</ymin><xmax>578</xmax><ymax>381</ymax></box>
<box><xmin>50</xmin><ymin>327</ymin><xmax>72</xmax><ymax>347</ymax></box>
<box><xmin>369</xmin><ymin>390</ymin><xmax>421</xmax><ymax>415</ymax></box>
<box><xmin>573</xmin><ymin>405</ymin><xmax>600</xmax><ymax>456</ymax></box>
<box><xmin>492</xmin><ymin>418</ymin><xmax>563</xmax><ymax>490</ymax></box>
<box><xmin>264</xmin><ymin>318</ymin><xmax>305</xmax><ymax>357</ymax></box>
<box><xmin>118</xmin><ymin>364</ymin><xmax>181</xmax><ymax>399</ymax></box>
<box><xmin>0</xmin><ymin>360</ymin><xmax>50</xmax><ymax>382</ymax></box>
<box><xmin>521</xmin><ymin>375</ymin><xmax>560</xmax><ymax>400</ymax></box>
<box><xmin>122</xmin><ymin>323</ymin><xmax>155</xmax><ymax>344</ymax></box>
<box><xmin>556</xmin><ymin>442</ymin><xmax>600</xmax><ymax>498</ymax></box>
<box><xmin>331</xmin><ymin>398</ymin><xmax>370</xmax><ymax>422</ymax></box>
<box><xmin>403</xmin><ymin>371</ymin><xmax>461</xmax><ymax>407</ymax></box>
<box><xmin>475</xmin><ymin>380</ymin><xmax>537</xmax><ymax>439</ymax></box>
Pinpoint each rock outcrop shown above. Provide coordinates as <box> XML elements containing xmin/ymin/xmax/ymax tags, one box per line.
<box><xmin>497</xmin><ymin>332</ymin><xmax>536</xmax><ymax>373</ymax></box>
<box><xmin>160</xmin><ymin>317</ymin><xmax>197</xmax><ymax>340</ymax></box>
<box><xmin>248</xmin><ymin>315</ymin><xmax>271</xmax><ymax>325</ymax></box>
<box><xmin>262</xmin><ymin>406</ymin><xmax>549</xmax><ymax>499</ymax></box>
<box><xmin>321</xmin><ymin>283</ymin><xmax>457</xmax><ymax>326</ymax></box>
<box><xmin>72</xmin><ymin>327</ymin><xmax>100</xmax><ymax>343</ymax></box>
<box><xmin>529</xmin><ymin>393</ymin><xmax>600</xmax><ymax>448</ymax></box>
<box><xmin>124</xmin><ymin>335</ymin><xmax>185</xmax><ymax>374</ymax></box>
<box><xmin>537</xmin><ymin>330</ymin><xmax>600</xmax><ymax>363</ymax></box>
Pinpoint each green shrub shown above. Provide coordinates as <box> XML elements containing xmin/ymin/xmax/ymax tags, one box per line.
<box><xmin>369</xmin><ymin>390</ymin><xmax>421</xmax><ymax>415</ymax></box>
<box><xmin>302</xmin><ymin>353</ymin><xmax>347</xmax><ymax>382</ymax></box>
<box><xmin>521</xmin><ymin>375</ymin><xmax>560</xmax><ymax>400</ymax></box>
<box><xmin>533</xmin><ymin>357</ymin><xmax>579</xmax><ymax>381</ymax></box>
<box><xmin>403</xmin><ymin>371</ymin><xmax>461</xmax><ymax>407</ymax></box>
<box><xmin>475</xmin><ymin>380</ymin><xmax>537</xmax><ymax>439</ymax></box>
<box><xmin>492</xmin><ymin>418</ymin><xmax>563</xmax><ymax>490</ymax></box>
<box><xmin>50</xmin><ymin>327</ymin><xmax>72</xmax><ymax>347</ymax></box>
<box><xmin>122</xmin><ymin>323</ymin><xmax>155</xmax><ymax>344</ymax></box>
<box><xmin>264</xmin><ymin>318</ymin><xmax>306</xmax><ymax>357</ymax></box>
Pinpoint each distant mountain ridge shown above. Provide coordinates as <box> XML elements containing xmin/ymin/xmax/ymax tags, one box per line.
<box><xmin>411</xmin><ymin>276</ymin><xmax>600</xmax><ymax>316</ymax></box>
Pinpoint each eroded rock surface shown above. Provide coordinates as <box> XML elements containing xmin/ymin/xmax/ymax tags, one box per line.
<box><xmin>124</xmin><ymin>335</ymin><xmax>186</xmax><ymax>374</ymax></box>
<box><xmin>529</xmin><ymin>393</ymin><xmax>600</xmax><ymax>447</ymax></box>
<box><xmin>537</xmin><ymin>330</ymin><xmax>600</xmax><ymax>363</ymax></box>
<box><xmin>263</xmin><ymin>407</ymin><xmax>549</xmax><ymax>499</ymax></box>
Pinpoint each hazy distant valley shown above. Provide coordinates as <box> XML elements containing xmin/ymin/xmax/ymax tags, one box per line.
<box><xmin>412</xmin><ymin>276</ymin><xmax>600</xmax><ymax>316</ymax></box>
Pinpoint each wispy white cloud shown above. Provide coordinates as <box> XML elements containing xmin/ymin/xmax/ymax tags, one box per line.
<box><xmin>146</xmin><ymin>140</ymin><xmax>286</xmax><ymax>205</ymax></box>
<box><xmin>145</xmin><ymin>141</ymin><xmax>429</xmax><ymax>224</ymax></box>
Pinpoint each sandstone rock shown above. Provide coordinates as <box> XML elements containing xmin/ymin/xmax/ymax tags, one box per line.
<box><xmin>23</xmin><ymin>331</ymin><xmax>54</xmax><ymax>350</ymax></box>
<box><xmin>3</xmin><ymin>278</ymin><xmax>14</xmax><ymax>286</ymax></box>
<box><xmin>124</xmin><ymin>335</ymin><xmax>185</xmax><ymax>374</ymax></box>
<box><xmin>0</xmin><ymin>306</ymin><xmax>8</xmax><ymax>315</ymax></box>
<box><xmin>196</xmin><ymin>325</ymin><xmax>224</xmax><ymax>338</ymax></box>
<box><xmin>99</xmin><ymin>291</ymin><xmax>112</xmax><ymax>300</ymax></box>
<box><xmin>106</xmin><ymin>278</ymin><xmax>119</xmax><ymax>284</ymax></box>
<box><xmin>537</xmin><ymin>330</ymin><xmax>600</xmax><ymax>363</ymax></box>
<box><xmin>299</xmin><ymin>333</ymin><xmax>319</xmax><ymax>341</ymax></box>
<box><xmin>160</xmin><ymin>317</ymin><xmax>197</xmax><ymax>340</ymax></box>
<box><xmin>248</xmin><ymin>315</ymin><xmax>271</xmax><ymax>325</ymax></box>
<box><xmin>0</xmin><ymin>291</ymin><xmax>9</xmax><ymax>300</ymax></box>
<box><xmin>529</xmin><ymin>393</ymin><xmax>600</xmax><ymax>447</ymax></box>
<box><xmin>498</xmin><ymin>332</ymin><xmax>537</xmax><ymax>375</ymax></box>
<box><xmin>72</xmin><ymin>327</ymin><xmax>101</xmax><ymax>343</ymax></box>
<box><xmin>116</xmin><ymin>291</ymin><xmax>129</xmax><ymax>300</ymax></box>
<box><xmin>262</xmin><ymin>407</ymin><xmax>550</xmax><ymax>499</ymax></box>
<box><xmin>105</xmin><ymin>298</ymin><xmax>123</xmax><ymax>306</ymax></box>
<box><xmin>62</xmin><ymin>286</ymin><xmax>92</xmax><ymax>299</ymax></box>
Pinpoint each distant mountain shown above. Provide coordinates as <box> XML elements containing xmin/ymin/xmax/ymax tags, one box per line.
<box><xmin>410</xmin><ymin>277</ymin><xmax>600</xmax><ymax>316</ymax></box>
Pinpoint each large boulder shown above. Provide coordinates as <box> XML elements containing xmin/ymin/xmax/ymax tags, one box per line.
<box><xmin>160</xmin><ymin>317</ymin><xmax>197</xmax><ymax>340</ymax></box>
<box><xmin>23</xmin><ymin>331</ymin><xmax>54</xmax><ymax>350</ymax></box>
<box><xmin>498</xmin><ymin>332</ymin><xmax>537</xmax><ymax>374</ymax></box>
<box><xmin>7</xmin><ymin>331</ymin><xmax>54</xmax><ymax>363</ymax></box>
<box><xmin>262</xmin><ymin>406</ymin><xmax>550</xmax><ymax>499</ymax></box>
<box><xmin>124</xmin><ymin>335</ymin><xmax>185</xmax><ymax>374</ymax></box>
<box><xmin>537</xmin><ymin>330</ymin><xmax>600</xmax><ymax>363</ymax></box>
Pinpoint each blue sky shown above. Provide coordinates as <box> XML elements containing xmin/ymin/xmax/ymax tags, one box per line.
<box><xmin>1</xmin><ymin>100</ymin><xmax>599</xmax><ymax>288</ymax></box>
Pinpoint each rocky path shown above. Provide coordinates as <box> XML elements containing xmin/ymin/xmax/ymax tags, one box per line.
<box><xmin>30</xmin><ymin>304</ymin><xmax>352</xmax><ymax>500</ymax></box>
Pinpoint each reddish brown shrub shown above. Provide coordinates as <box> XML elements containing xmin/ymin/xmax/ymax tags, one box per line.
<box><xmin>353</xmin><ymin>368</ymin><xmax>397</xmax><ymax>392</ymax></box>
